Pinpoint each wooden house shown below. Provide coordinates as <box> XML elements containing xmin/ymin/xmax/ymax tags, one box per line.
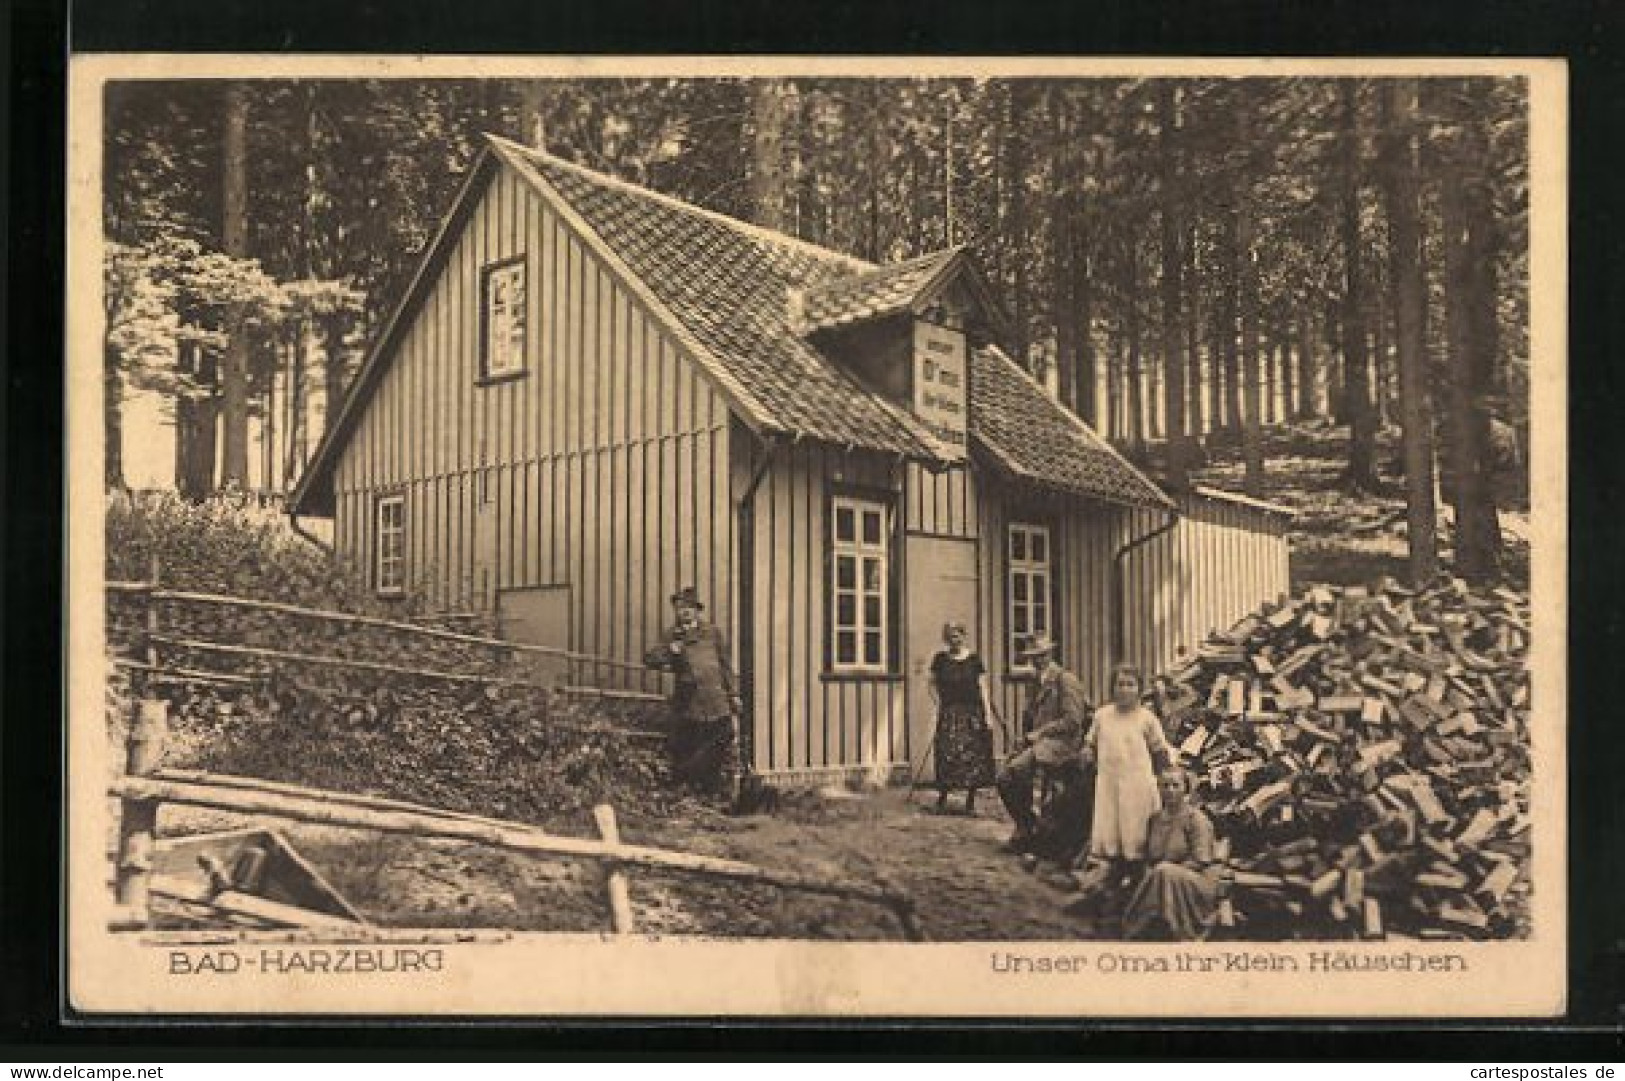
<box><xmin>291</xmin><ymin>135</ymin><xmax>1291</xmax><ymax>784</ymax></box>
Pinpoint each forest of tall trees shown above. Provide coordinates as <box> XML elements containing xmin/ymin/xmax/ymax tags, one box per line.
<box><xmin>103</xmin><ymin>76</ymin><xmax>1529</xmax><ymax>583</ymax></box>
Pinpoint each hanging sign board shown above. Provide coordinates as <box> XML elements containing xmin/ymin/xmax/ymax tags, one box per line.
<box><xmin>912</xmin><ymin>320</ymin><xmax>968</xmax><ymax>460</ymax></box>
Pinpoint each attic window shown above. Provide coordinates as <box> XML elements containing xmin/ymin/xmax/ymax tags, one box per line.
<box><xmin>481</xmin><ymin>256</ymin><xmax>528</xmax><ymax>381</ymax></box>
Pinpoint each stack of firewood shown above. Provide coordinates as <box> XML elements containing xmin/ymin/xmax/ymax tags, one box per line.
<box><xmin>1161</xmin><ymin>578</ymin><xmax>1532</xmax><ymax>941</ymax></box>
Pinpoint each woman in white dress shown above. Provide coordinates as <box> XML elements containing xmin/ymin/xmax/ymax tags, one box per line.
<box><xmin>1080</xmin><ymin>664</ymin><xmax>1172</xmax><ymax>883</ymax></box>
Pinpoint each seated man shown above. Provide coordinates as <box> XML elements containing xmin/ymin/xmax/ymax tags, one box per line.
<box><xmin>1025</xmin><ymin>758</ymin><xmax>1095</xmax><ymax>866</ymax></box>
<box><xmin>996</xmin><ymin>632</ymin><xmax>1091</xmax><ymax>853</ymax></box>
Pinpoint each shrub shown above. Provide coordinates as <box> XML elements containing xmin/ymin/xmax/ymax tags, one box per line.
<box><xmin>106</xmin><ymin>489</ymin><xmax>678</xmax><ymax>828</ymax></box>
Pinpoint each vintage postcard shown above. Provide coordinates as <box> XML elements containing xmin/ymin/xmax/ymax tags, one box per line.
<box><xmin>67</xmin><ymin>55</ymin><xmax>1566</xmax><ymax>1017</ymax></box>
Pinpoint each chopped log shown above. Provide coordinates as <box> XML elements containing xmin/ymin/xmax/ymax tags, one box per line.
<box><xmin>1241</xmin><ymin>781</ymin><xmax>1294</xmax><ymax>819</ymax></box>
<box><xmin>1178</xmin><ymin>727</ymin><xmax>1210</xmax><ymax>759</ymax></box>
<box><xmin>1342</xmin><ymin>867</ymin><xmax>1366</xmax><ymax>908</ymax></box>
<box><xmin>1456</xmin><ymin>808</ymin><xmax>1499</xmax><ymax>848</ymax></box>
<box><xmin>1149</xmin><ymin>577</ymin><xmax>1529</xmax><ymax>940</ymax></box>
<box><xmin>1437</xmin><ymin>902</ymin><xmax>1489</xmax><ymax>933</ymax></box>
<box><xmin>1309</xmin><ymin>869</ymin><xmax>1341</xmax><ymax>899</ymax></box>
<box><xmin>1362</xmin><ymin>898</ymin><xmax>1384</xmax><ymax>939</ymax></box>
<box><xmin>1477</xmin><ymin>862</ymin><xmax>1519</xmax><ymax>904</ymax></box>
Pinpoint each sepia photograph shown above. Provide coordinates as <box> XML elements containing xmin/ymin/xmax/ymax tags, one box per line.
<box><xmin>67</xmin><ymin>56</ymin><xmax>1566</xmax><ymax>1016</ymax></box>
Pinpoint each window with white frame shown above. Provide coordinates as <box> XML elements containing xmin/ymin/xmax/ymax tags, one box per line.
<box><xmin>829</xmin><ymin>495</ymin><xmax>891</xmax><ymax>672</ymax></box>
<box><xmin>481</xmin><ymin>257</ymin><xmax>528</xmax><ymax>379</ymax></box>
<box><xmin>375</xmin><ymin>494</ymin><xmax>406</xmax><ymax>596</ymax></box>
<box><xmin>1008</xmin><ymin>522</ymin><xmax>1052</xmax><ymax>668</ymax></box>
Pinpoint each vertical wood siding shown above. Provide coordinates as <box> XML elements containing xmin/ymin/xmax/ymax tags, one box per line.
<box><xmin>1115</xmin><ymin>490</ymin><xmax>1292</xmax><ymax>683</ymax></box>
<box><xmin>845</xmin><ymin>465</ymin><xmax>1282</xmax><ymax>760</ymax></box>
<box><xmin>740</xmin><ymin>442</ymin><xmax>905</xmax><ymax>776</ymax></box>
<box><xmin>974</xmin><ymin>484</ymin><xmax>1290</xmax><ymax>732</ymax></box>
<box><xmin>332</xmin><ymin>166</ymin><xmax>732</xmax><ymax>691</ymax></box>
<box><xmin>977</xmin><ymin>487</ymin><xmax>1126</xmax><ymax>728</ymax></box>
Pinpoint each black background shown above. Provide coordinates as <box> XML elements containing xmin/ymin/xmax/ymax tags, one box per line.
<box><xmin>6</xmin><ymin>0</ymin><xmax>1624</xmax><ymax>1057</ymax></box>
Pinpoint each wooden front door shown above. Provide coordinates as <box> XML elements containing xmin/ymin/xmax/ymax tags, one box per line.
<box><xmin>904</xmin><ymin>535</ymin><xmax>979</xmax><ymax>782</ymax></box>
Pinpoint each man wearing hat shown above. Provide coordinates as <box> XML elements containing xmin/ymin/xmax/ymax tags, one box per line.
<box><xmin>644</xmin><ymin>587</ymin><xmax>744</xmax><ymax>802</ymax></box>
<box><xmin>996</xmin><ymin>631</ymin><xmax>1092</xmax><ymax>853</ymax></box>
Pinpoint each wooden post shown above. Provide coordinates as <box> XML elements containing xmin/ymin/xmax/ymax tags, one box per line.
<box><xmin>592</xmin><ymin>804</ymin><xmax>636</xmax><ymax>935</ymax></box>
<box><xmin>114</xmin><ymin>553</ymin><xmax>167</xmax><ymax>926</ymax></box>
<box><xmin>114</xmin><ymin>697</ymin><xmax>168</xmax><ymax>920</ymax></box>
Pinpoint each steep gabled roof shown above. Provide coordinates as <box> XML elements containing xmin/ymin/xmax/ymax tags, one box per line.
<box><xmin>494</xmin><ymin>138</ymin><xmax>946</xmax><ymax>461</ymax></box>
<box><xmin>293</xmin><ymin>135</ymin><xmax>1170</xmax><ymax>516</ymax></box>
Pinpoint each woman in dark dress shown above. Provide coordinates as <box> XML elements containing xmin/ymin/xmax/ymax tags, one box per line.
<box><xmin>927</xmin><ymin>621</ymin><xmax>997</xmax><ymax>814</ymax></box>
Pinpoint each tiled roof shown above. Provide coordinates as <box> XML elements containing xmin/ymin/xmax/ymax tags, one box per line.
<box><xmin>495</xmin><ymin>139</ymin><xmax>943</xmax><ymax>459</ymax></box>
<box><xmin>493</xmin><ymin>139</ymin><xmax>1169</xmax><ymax>509</ymax></box>
<box><xmin>969</xmin><ymin>345</ymin><xmax>1172</xmax><ymax>509</ymax></box>
<box><xmin>797</xmin><ymin>249</ymin><xmax>963</xmax><ymax>334</ymax></box>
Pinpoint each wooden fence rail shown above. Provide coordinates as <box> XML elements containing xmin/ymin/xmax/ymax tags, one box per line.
<box><xmin>110</xmin><ymin>763</ymin><xmax>923</xmax><ymax>941</ymax></box>
<box><xmin>147</xmin><ymin>633</ymin><xmax>666</xmax><ymax>703</ymax></box>
<box><xmin>109</xmin><ymin>580</ymin><xmax>649</xmax><ymax>674</ymax></box>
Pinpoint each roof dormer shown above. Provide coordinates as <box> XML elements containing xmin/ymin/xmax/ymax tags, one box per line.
<box><xmin>793</xmin><ymin>248</ymin><xmax>1008</xmax><ymax>464</ymax></box>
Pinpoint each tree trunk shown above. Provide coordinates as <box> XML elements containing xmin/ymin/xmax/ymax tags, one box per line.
<box><xmin>751</xmin><ymin>80</ymin><xmax>794</xmax><ymax>233</ymax></box>
<box><xmin>1221</xmin><ymin>213</ymin><xmax>1241</xmax><ymax>439</ymax></box>
<box><xmin>1071</xmin><ymin>143</ymin><xmax>1098</xmax><ymax>426</ymax></box>
<box><xmin>1108</xmin><ymin>334</ymin><xmax>1125</xmax><ymax>443</ymax></box>
<box><xmin>1279</xmin><ymin>332</ymin><xmax>1297</xmax><ymax>423</ymax></box>
<box><xmin>1184</xmin><ymin>222</ymin><xmax>1204</xmax><ymax>441</ymax></box>
<box><xmin>1052</xmin><ymin>94</ymin><xmax>1078</xmax><ymax>414</ymax></box>
<box><xmin>1074</xmin><ymin>240</ymin><xmax>1097</xmax><ymax>425</ymax></box>
<box><xmin>1237</xmin><ymin>109</ymin><xmax>1263</xmax><ymax>495</ymax></box>
<box><xmin>942</xmin><ymin>91</ymin><xmax>957</xmax><ymax>246</ymax></box>
<box><xmin>866</xmin><ymin>84</ymin><xmax>887</xmax><ymax>261</ymax></box>
<box><xmin>219</xmin><ymin>82</ymin><xmax>252</xmax><ymax>490</ymax></box>
<box><xmin>1264</xmin><ymin>334</ymin><xmax>1278</xmax><ymax>426</ymax></box>
<box><xmin>1126</xmin><ymin>239</ymin><xmax>1145</xmax><ymax>455</ymax></box>
<box><xmin>175</xmin><ymin>339</ymin><xmax>219</xmax><ymax>502</ymax></box>
<box><xmin>1325</xmin><ymin>300</ymin><xmax>1345</xmax><ymax>420</ymax></box>
<box><xmin>320</xmin><ymin>311</ymin><xmax>351</xmax><ymax>440</ymax></box>
<box><xmin>285</xmin><ymin>324</ymin><xmax>307</xmax><ymax>483</ymax></box>
<box><xmin>105</xmin><ymin>344</ymin><xmax>126</xmax><ymax>491</ymax></box>
<box><xmin>1209</xmin><ymin>294</ymin><xmax>1226</xmax><ymax>433</ymax></box>
<box><xmin>1158</xmin><ymin>84</ymin><xmax>1190</xmax><ymax>488</ymax></box>
<box><xmin>1439</xmin><ymin>81</ymin><xmax>1503</xmax><ymax>582</ymax></box>
<box><xmin>1338</xmin><ymin>81</ymin><xmax>1380</xmax><ymax>492</ymax></box>
<box><xmin>1295</xmin><ymin>311</ymin><xmax>1315</xmax><ymax>420</ymax></box>
<box><xmin>516</xmin><ymin>81</ymin><xmax>548</xmax><ymax>148</ymax></box>
<box><xmin>1005</xmin><ymin>83</ymin><xmax>1030</xmax><ymax>370</ymax></box>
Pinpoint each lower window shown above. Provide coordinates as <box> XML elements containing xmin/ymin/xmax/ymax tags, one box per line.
<box><xmin>829</xmin><ymin>495</ymin><xmax>891</xmax><ymax>672</ymax></box>
<box><xmin>374</xmin><ymin>494</ymin><xmax>406</xmax><ymax>596</ymax></box>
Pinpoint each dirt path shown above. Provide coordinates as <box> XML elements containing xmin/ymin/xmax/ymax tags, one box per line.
<box><xmin>629</xmin><ymin>789</ymin><xmax>1102</xmax><ymax>940</ymax></box>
